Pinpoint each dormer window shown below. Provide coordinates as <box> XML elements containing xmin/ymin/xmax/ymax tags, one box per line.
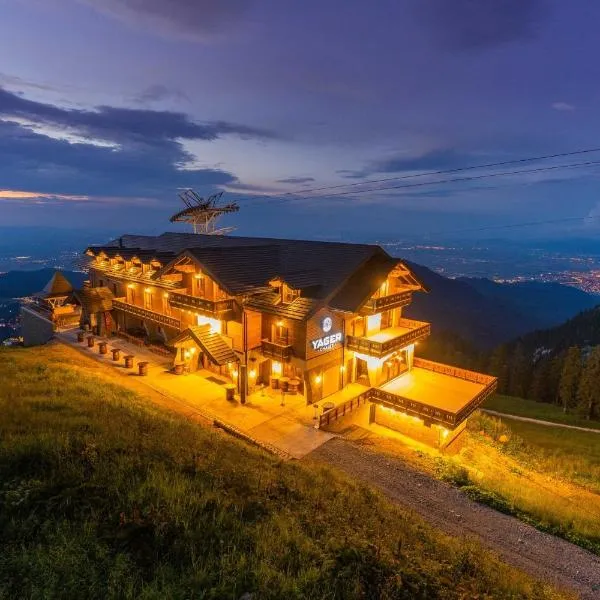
<box><xmin>282</xmin><ymin>283</ymin><xmax>299</xmax><ymax>304</ymax></box>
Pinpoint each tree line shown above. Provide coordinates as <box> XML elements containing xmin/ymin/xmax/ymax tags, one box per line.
<box><xmin>420</xmin><ymin>332</ymin><xmax>600</xmax><ymax>422</ymax></box>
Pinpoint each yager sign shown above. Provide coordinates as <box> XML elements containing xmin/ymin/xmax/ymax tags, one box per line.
<box><xmin>310</xmin><ymin>315</ymin><xmax>342</xmax><ymax>351</ymax></box>
<box><xmin>310</xmin><ymin>332</ymin><xmax>343</xmax><ymax>351</ymax></box>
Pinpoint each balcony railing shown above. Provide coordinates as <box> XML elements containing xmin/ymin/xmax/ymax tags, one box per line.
<box><xmin>369</xmin><ymin>387</ymin><xmax>461</xmax><ymax>428</ymax></box>
<box><xmin>346</xmin><ymin>319</ymin><xmax>430</xmax><ymax>357</ymax></box>
<box><xmin>91</xmin><ymin>264</ymin><xmax>183</xmax><ymax>290</ymax></box>
<box><xmin>168</xmin><ymin>292</ymin><xmax>235</xmax><ymax>318</ymax></box>
<box><xmin>360</xmin><ymin>290</ymin><xmax>413</xmax><ymax>314</ymax></box>
<box><xmin>112</xmin><ymin>299</ymin><xmax>181</xmax><ymax>330</ymax></box>
<box><xmin>261</xmin><ymin>339</ymin><xmax>293</xmax><ymax>361</ymax></box>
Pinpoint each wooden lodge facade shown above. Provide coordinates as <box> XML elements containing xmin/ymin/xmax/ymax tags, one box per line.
<box><xmin>83</xmin><ymin>232</ymin><xmax>497</xmax><ymax>448</ymax></box>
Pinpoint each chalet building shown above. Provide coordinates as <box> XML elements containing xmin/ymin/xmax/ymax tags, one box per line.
<box><xmin>21</xmin><ymin>272</ymin><xmax>81</xmax><ymax>346</ymax></box>
<box><xmin>83</xmin><ymin>232</ymin><xmax>497</xmax><ymax>448</ymax></box>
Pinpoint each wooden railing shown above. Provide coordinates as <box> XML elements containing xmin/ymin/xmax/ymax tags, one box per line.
<box><xmin>346</xmin><ymin>320</ymin><xmax>430</xmax><ymax>357</ymax></box>
<box><xmin>455</xmin><ymin>379</ymin><xmax>498</xmax><ymax>424</ymax></box>
<box><xmin>91</xmin><ymin>264</ymin><xmax>182</xmax><ymax>289</ymax></box>
<box><xmin>360</xmin><ymin>290</ymin><xmax>413</xmax><ymax>314</ymax></box>
<box><xmin>318</xmin><ymin>390</ymin><xmax>371</xmax><ymax>428</ymax></box>
<box><xmin>319</xmin><ymin>362</ymin><xmax>497</xmax><ymax>430</ymax></box>
<box><xmin>369</xmin><ymin>387</ymin><xmax>459</xmax><ymax>427</ymax></box>
<box><xmin>115</xmin><ymin>331</ymin><xmax>176</xmax><ymax>358</ymax></box>
<box><xmin>112</xmin><ymin>299</ymin><xmax>181</xmax><ymax>330</ymax></box>
<box><xmin>413</xmin><ymin>358</ymin><xmax>496</xmax><ymax>386</ymax></box>
<box><xmin>261</xmin><ymin>339</ymin><xmax>293</xmax><ymax>361</ymax></box>
<box><xmin>168</xmin><ymin>292</ymin><xmax>234</xmax><ymax>317</ymax></box>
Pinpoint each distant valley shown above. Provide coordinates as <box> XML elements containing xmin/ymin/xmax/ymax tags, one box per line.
<box><xmin>403</xmin><ymin>262</ymin><xmax>599</xmax><ymax>348</ymax></box>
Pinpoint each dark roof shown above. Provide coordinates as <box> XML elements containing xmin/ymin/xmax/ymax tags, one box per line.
<box><xmin>170</xmin><ymin>325</ymin><xmax>238</xmax><ymax>366</ymax></box>
<box><xmin>244</xmin><ymin>292</ymin><xmax>318</xmax><ymax>320</ymax></box>
<box><xmin>86</xmin><ymin>246</ymin><xmax>176</xmax><ymax>264</ymax></box>
<box><xmin>73</xmin><ymin>287</ymin><xmax>114</xmax><ymax>313</ymax></box>
<box><xmin>182</xmin><ymin>239</ymin><xmax>382</xmax><ymax>301</ymax></box>
<box><xmin>40</xmin><ymin>271</ymin><xmax>73</xmax><ymax>298</ymax></box>
<box><xmin>86</xmin><ymin>232</ymin><xmax>423</xmax><ymax>315</ymax></box>
<box><xmin>329</xmin><ymin>253</ymin><xmax>399</xmax><ymax>312</ymax></box>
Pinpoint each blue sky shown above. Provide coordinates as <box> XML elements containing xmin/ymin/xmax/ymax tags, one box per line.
<box><xmin>1</xmin><ymin>0</ymin><xmax>600</xmax><ymax>242</ymax></box>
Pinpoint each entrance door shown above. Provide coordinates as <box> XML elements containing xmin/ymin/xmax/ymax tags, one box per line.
<box><xmin>356</xmin><ymin>357</ymin><xmax>370</xmax><ymax>386</ymax></box>
<box><xmin>322</xmin><ymin>364</ymin><xmax>340</xmax><ymax>398</ymax></box>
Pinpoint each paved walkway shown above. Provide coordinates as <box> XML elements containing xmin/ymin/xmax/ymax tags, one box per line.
<box><xmin>57</xmin><ymin>329</ymin><xmax>335</xmax><ymax>459</ymax></box>
<box><xmin>482</xmin><ymin>409</ymin><xmax>600</xmax><ymax>434</ymax></box>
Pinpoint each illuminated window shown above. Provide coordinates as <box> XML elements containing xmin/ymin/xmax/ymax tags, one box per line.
<box><xmin>144</xmin><ymin>289</ymin><xmax>153</xmax><ymax>310</ymax></box>
<box><xmin>195</xmin><ymin>274</ymin><xmax>205</xmax><ymax>297</ymax></box>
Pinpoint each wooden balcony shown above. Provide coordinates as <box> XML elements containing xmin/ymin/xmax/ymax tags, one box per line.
<box><xmin>168</xmin><ymin>292</ymin><xmax>235</xmax><ymax>319</ymax></box>
<box><xmin>261</xmin><ymin>339</ymin><xmax>293</xmax><ymax>362</ymax></box>
<box><xmin>112</xmin><ymin>298</ymin><xmax>181</xmax><ymax>330</ymax></box>
<box><xmin>375</xmin><ymin>360</ymin><xmax>497</xmax><ymax>429</ymax></box>
<box><xmin>360</xmin><ymin>290</ymin><xmax>413</xmax><ymax>315</ymax></box>
<box><xmin>346</xmin><ymin>318</ymin><xmax>430</xmax><ymax>357</ymax></box>
<box><xmin>91</xmin><ymin>264</ymin><xmax>182</xmax><ymax>290</ymax></box>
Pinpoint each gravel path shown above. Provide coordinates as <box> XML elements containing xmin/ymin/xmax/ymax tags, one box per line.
<box><xmin>308</xmin><ymin>438</ymin><xmax>600</xmax><ymax>600</ymax></box>
<box><xmin>482</xmin><ymin>409</ymin><xmax>600</xmax><ymax>434</ymax></box>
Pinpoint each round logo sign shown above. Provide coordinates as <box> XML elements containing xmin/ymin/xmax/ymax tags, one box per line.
<box><xmin>322</xmin><ymin>316</ymin><xmax>333</xmax><ymax>333</ymax></box>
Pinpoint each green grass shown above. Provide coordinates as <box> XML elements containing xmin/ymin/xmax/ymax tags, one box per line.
<box><xmin>462</xmin><ymin>413</ymin><xmax>600</xmax><ymax>553</ymax></box>
<box><xmin>483</xmin><ymin>394</ymin><xmax>600</xmax><ymax>430</ymax></box>
<box><xmin>500</xmin><ymin>418</ymin><xmax>600</xmax><ymax>493</ymax></box>
<box><xmin>0</xmin><ymin>345</ymin><xmax>566</xmax><ymax>600</ymax></box>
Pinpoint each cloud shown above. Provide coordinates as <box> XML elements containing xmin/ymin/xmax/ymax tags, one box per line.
<box><xmin>0</xmin><ymin>190</ymin><xmax>89</xmax><ymax>202</ymax></box>
<box><xmin>551</xmin><ymin>101</ymin><xmax>575</xmax><ymax>111</ymax></box>
<box><xmin>0</xmin><ymin>87</ymin><xmax>278</xmax><ymax>147</ymax></box>
<box><xmin>414</xmin><ymin>0</ymin><xmax>547</xmax><ymax>51</ymax></box>
<box><xmin>0</xmin><ymin>87</ymin><xmax>276</xmax><ymax>203</ymax></box>
<box><xmin>275</xmin><ymin>177</ymin><xmax>316</xmax><ymax>185</ymax></box>
<box><xmin>77</xmin><ymin>0</ymin><xmax>252</xmax><ymax>40</ymax></box>
<box><xmin>353</xmin><ymin>148</ymin><xmax>472</xmax><ymax>177</ymax></box>
<box><xmin>133</xmin><ymin>84</ymin><xmax>190</xmax><ymax>105</ymax></box>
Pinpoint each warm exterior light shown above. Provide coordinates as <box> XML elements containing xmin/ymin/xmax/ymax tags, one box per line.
<box><xmin>232</xmin><ymin>370</ymin><xmax>239</xmax><ymax>378</ymax></box>
<box><xmin>190</xmin><ymin>348</ymin><xmax>196</xmax><ymax>354</ymax></box>
<box><xmin>272</xmin><ymin>361</ymin><xmax>282</xmax><ymax>375</ymax></box>
<box><xmin>249</xmin><ymin>369</ymin><xmax>257</xmax><ymax>379</ymax></box>
<box><xmin>163</xmin><ymin>292</ymin><xmax>169</xmax><ymax>298</ymax></box>
<box><xmin>339</xmin><ymin>365</ymin><xmax>345</xmax><ymax>372</ymax></box>
<box><xmin>197</xmin><ymin>315</ymin><xmax>221</xmax><ymax>333</ymax></box>
<box><xmin>194</xmin><ymin>274</ymin><xmax>203</xmax><ymax>279</ymax></box>
<box><xmin>315</xmin><ymin>375</ymin><xmax>322</xmax><ymax>384</ymax></box>
<box><xmin>127</xmin><ymin>283</ymin><xmax>135</xmax><ymax>289</ymax></box>
<box><xmin>144</xmin><ymin>287</ymin><xmax>151</xmax><ymax>293</ymax></box>
<box><xmin>276</xmin><ymin>320</ymin><xmax>284</xmax><ymax>327</ymax></box>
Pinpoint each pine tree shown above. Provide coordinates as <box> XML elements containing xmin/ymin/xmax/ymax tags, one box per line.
<box><xmin>488</xmin><ymin>345</ymin><xmax>510</xmax><ymax>394</ymax></box>
<box><xmin>558</xmin><ymin>347</ymin><xmax>581</xmax><ymax>413</ymax></box>
<box><xmin>508</xmin><ymin>343</ymin><xmax>531</xmax><ymax>398</ymax></box>
<box><xmin>529</xmin><ymin>357</ymin><xmax>553</xmax><ymax>403</ymax></box>
<box><xmin>577</xmin><ymin>346</ymin><xmax>600</xmax><ymax>420</ymax></box>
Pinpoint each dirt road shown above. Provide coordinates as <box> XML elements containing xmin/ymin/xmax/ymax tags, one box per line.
<box><xmin>482</xmin><ymin>409</ymin><xmax>600</xmax><ymax>434</ymax></box>
<box><xmin>308</xmin><ymin>438</ymin><xmax>600</xmax><ymax>600</ymax></box>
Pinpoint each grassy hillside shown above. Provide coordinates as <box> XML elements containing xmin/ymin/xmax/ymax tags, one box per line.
<box><xmin>0</xmin><ymin>345</ymin><xmax>565</xmax><ymax>600</ymax></box>
<box><xmin>359</xmin><ymin>411</ymin><xmax>600</xmax><ymax>557</ymax></box>
<box><xmin>484</xmin><ymin>394</ymin><xmax>600</xmax><ymax>430</ymax></box>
